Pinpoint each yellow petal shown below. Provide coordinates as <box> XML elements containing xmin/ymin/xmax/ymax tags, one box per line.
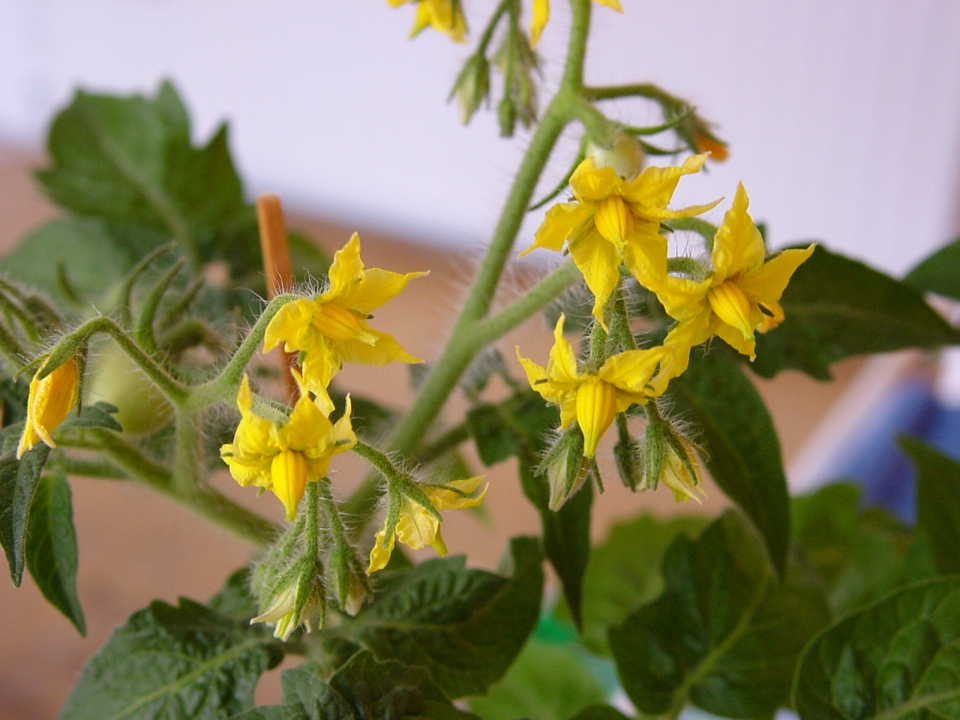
<box><xmin>661</xmin><ymin>311</ymin><xmax>715</xmax><ymax>380</ymax></box>
<box><xmin>19</xmin><ymin>359</ymin><xmax>79</xmax><ymax>457</ymax></box>
<box><xmin>599</xmin><ymin>345</ymin><xmax>672</xmax><ymax>396</ymax></box>
<box><xmin>735</xmin><ymin>244</ymin><xmax>816</xmax><ymax>305</ymax></box>
<box><xmin>281</xmin><ymin>393</ymin><xmax>331</xmax><ymax>454</ymax></box>
<box><xmin>567</xmin><ymin>227</ymin><xmax>622</xmax><ymax>329</ymax></box>
<box><xmin>325</xmin><ymin>233</ymin><xmax>364</xmax><ymax>301</ymax></box>
<box><xmin>335</xmin><ymin>267</ymin><xmax>428</xmax><ymax>316</ymax></box>
<box><xmin>301</xmin><ymin>345</ymin><xmax>341</xmax><ymax>394</ymax></box>
<box><xmin>594</xmin><ymin>0</ymin><xmax>623</xmax><ymax>10</ymax></box>
<box><xmin>271</xmin><ymin>450</ymin><xmax>309</xmax><ymax>521</ymax></box>
<box><xmin>622</xmin><ymin>153</ymin><xmax>708</xmax><ymax>218</ymax></box>
<box><xmin>312</xmin><ymin>302</ymin><xmax>377</xmax><ymax>344</ymax></box>
<box><xmin>395</xmin><ymin>500</ymin><xmax>441</xmax><ymax>550</ymax></box>
<box><xmin>570</xmin><ymin>159</ymin><xmax>622</xmax><ymax>202</ymax></box>
<box><xmin>715</xmin><ymin>319</ymin><xmax>757</xmax><ymax>360</ymax></box>
<box><xmin>426</xmin><ymin>476</ymin><xmax>488</xmax><ymax>510</ymax></box>
<box><xmin>711</xmin><ymin>183</ymin><xmax>765</xmax><ymax>283</ymax></box>
<box><xmin>523</xmin><ymin>202</ymin><xmax>592</xmax><ymax>256</ymax></box>
<box><xmin>547</xmin><ymin>315</ymin><xmax>580</xmax><ymax>385</ymax></box>
<box><xmin>530</xmin><ymin>0</ymin><xmax>549</xmax><ymax>46</ymax></box>
<box><xmin>575</xmin><ymin>378</ymin><xmax>618</xmax><ymax>458</ymax></box>
<box><xmin>264</xmin><ymin>299</ymin><xmax>314</xmax><ymax>354</ymax></box>
<box><xmin>332</xmin><ymin>327</ymin><xmax>422</xmax><ymax>367</ymax></box>
<box><xmin>367</xmin><ymin>528</ymin><xmax>396</xmax><ymax>573</ymax></box>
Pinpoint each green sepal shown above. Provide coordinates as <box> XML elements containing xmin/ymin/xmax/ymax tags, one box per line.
<box><xmin>25</xmin><ymin>468</ymin><xmax>85</xmax><ymax>634</ymax></box>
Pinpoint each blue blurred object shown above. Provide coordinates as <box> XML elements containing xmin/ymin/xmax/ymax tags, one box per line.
<box><xmin>826</xmin><ymin>378</ymin><xmax>960</xmax><ymax>522</ymax></box>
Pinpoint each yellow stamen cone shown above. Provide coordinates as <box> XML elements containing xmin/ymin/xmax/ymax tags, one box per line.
<box><xmin>576</xmin><ymin>379</ymin><xmax>618</xmax><ymax>458</ymax></box>
<box><xmin>312</xmin><ymin>303</ymin><xmax>377</xmax><ymax>345</ymax></box>
<box><xmin>708</xmin><ymin>281</ymin><xmax>754</xmax><ymax>340</ymax></box>
<box><xmin>271</xmin><ymin>450</ymin><xmax>310</xmax><ymax>521</ymax></box>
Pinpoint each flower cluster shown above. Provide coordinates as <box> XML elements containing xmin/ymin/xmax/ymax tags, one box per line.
<box><xmin>519</xmin><ymin>144</ymin><xmax>813</xmax><ymax>505</ymax></box>
<box><xmin>220</xmin><ymin>232</ymin><xmax>488</xmax><ymax>635</ymax></box>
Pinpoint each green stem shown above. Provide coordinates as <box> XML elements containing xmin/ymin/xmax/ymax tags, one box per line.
<box><xmin>583</xmin><ymin>82</ymin><xmax>684</xmax><ymax>106</ymax></box>
<box><xmin>608</xmin><ymin>283</ymin><xmax>638</xmax><ymax>352</ymax></box>
<box><xmin>188</xmin><ymin>293</ymin><xmax>297</xmax><ymax>409</ymax></box>
<box><xmin>417</xmin><ymin>424</ymin><xmax>470</xmax><ymax>465</ymax></box>
<box><xmin>52</xmin><ymin>455</ymin><xmax>127</xmax><ymax>480</ymax></box>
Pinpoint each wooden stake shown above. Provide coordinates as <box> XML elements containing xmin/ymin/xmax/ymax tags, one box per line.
<box><xmin>256</xmin><ymin>193</ymin><xmax>299</xmax><ymax>402</ymax></box>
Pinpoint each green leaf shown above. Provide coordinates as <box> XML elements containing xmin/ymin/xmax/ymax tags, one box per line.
<box><xmin>792</xmin><ymin>482</ymin><xmax>938</xmax><ymax>616</ymax></box>
<box><xmin>904</xmin><ymin>236</ymin><xmax>960</xmax><ymax>301</ymax></box>
<box><xmin>794</xmin><ymin>577</ymin><xmax>960</xmax><ymax>720</ymax></box>
<box><xmin>575</xmin><ymin>514</ymin><xmax>707</xmax><ymax>656</ymax></box>
<box><xmin>235</xmin><ymin>653</ymin><xmax>477</xmax><ymax>720</ymax></box>
<box><xmin>669</xmin><ymin>345</ymin><xmax>790</xmax><ymax>575</ymax></box>
<box><xmin>60</xmin><ymin>597</ymin><xmax>283</xmax><ymax>720</ymax></box>
<box><xmin>466</xmin><ymin>391</ymin><xmax>558</xmax><ymax>467</ymax></box>
<box><xmin>209</xmin><ymin>568</ymin><xmax>259</xmax><ymax>621</ymax></box>
<box><xmin>37</xmin><ymin>82</ymin><xmax>246</xmax><ymax>252</ymax></box>
<box><xmin>25</xmin><ymin>468</ymin><xmax>85</xmax><ymax>634</ymax></box>
<box><xmin>0</xmin><ymin>218</ymin><xmax>166</xmax><ymax>304</ymax></box>
<box><xmin>564</xmin><ymin>706</ymin><xmax>631</xmax><ymax>720</ymax></box>
<box><xmin>752</xmin><ymin>246</ymin><xmax>960</xmax><ymax>379</ymax></box>
<box><xmin>900</xmin><ymin>438</ymin><xmax>960</xmax><ymax>575</ymax></box>
<box><xmin>61</xmin><ymin>401</ymin><xmax>124</xmax><ymax>433</ymax></box>
<box><xmin>469</xmin><ymin>638</ymin><xmax>608</xmax><ymax>720</ymax></box>
<box><xmin>341</xmin><ymin>537</ymin><xmax>543</xmax><ymax>698</ymax></box>
<box><xmin>519</xmin><ymin>456</ymin><xmax>592</xmax><ymax>629</ymax></box>
<box><xmin>0</xmin><ymin>376</ymin><xmax>30</xmax><ymax>427</ymax></box>
<box><xmin>0</xmin><ymin>445</ymin><xmax>51</xmax><ymax>585</ymax></box>
<box><xmin>610</xmin><ymin>511</ymin><xmax>830</xmax><ymax>719</ymax></box>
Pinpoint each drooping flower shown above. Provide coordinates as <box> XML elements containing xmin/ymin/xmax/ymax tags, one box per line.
<box><xmin>220</xmin><ymin>374</ymin><xmax>356</xmax><ymax>521</ymax></box>
<box><xmin>516</xmin><ymin>315</ymin><xmax>672</xmax><ymax>458</ymax></box>
<box><xmin>521</xmin><ymin>155</ymin><xmax>718</xmax><ymax>327</ymax></box>
<box><xmin>630</xmin><ymin>183</ymin><xmax>815</xmax><ymax>375</ymax></box>
<box><xmin>386</xmin><ymin>0</ymin><xmax>467</xmax><ymax>42</ymax></box>
<box><xmin>251</xmin><ymin>575</ymin><xmax>325</xmax><ymax>642</ymax></box>
<box><xmin>367</xmin><ymin>475</ymin><xmax>488</xmax><ymax>573</ymax></box>
<box><xmin>17</xmin><ymin>358</ymin><xmax>80</xmax><ymax>459</ymax></box>
<box><xmin>264</xmin><ymin>233</ymin><xmax>426</xmax><ymax>395</ymax></box>
<box><xmin>529</xmin><ymin>0</ymin><xmax>623</xmax><ymax>47</ymax></box>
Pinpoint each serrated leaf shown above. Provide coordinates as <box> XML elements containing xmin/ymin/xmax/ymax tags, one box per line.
<box><xmin>0</xmin><ymin>218</ymin><xmax>166</xmax><ymax>304</ymax></box>
<box><xmin>468</xmin><ymin>638</ymin><xmax>607</xmax><ymax>720</ymax></box>
<box><xmin>792</xmin><ymin>482</ymin><xmax>938</xmax><ymax>616</ymax></box>
<box><xmin>574</xmin><ymin>514</ymin><xmax>707</xmax><ymax>656</ymax></box>
<box><xmin>519</xmin><ymin>456</ymin><xmax>592</xmax><ymax>629</ymax></box>
<box><xmin>752</xmin><ymin>246</ymin><xmax>960</xmax><ymax>379</ymax></box>
<box><xmin>669</xmin><ymin>345</ymin><xmax>790</xmax><ymax>575</ymax></box>
<box><xmin>37</xmin><ymin>82</ymin><xmax>246</xmax><ymax>246</ymax></box>
<box><xmin>794</xmin><ymin>577</ymin><xmax>960</xmax><ymax>720</ymax></box>
<box><xmin>60</xmin><ymin>597</ymin><xmax>283</xmax><ymax>720</ymax></box>
<box><xmin>25</xmin><ymin>468</ymin><xmax>85</xmax><ymax>634</ymax></box>
<box><xmin>610</xmin><ymin>511</ymin><xmax>829</xmax><ymax>719</ymax></box>
<box><xmin>236</xmin><ymin>653</ymin><xmax>477</xmax><ymax>720</ymax></box>
<box><xmin>904</xmin><ymin>236</ymin><xmax>960</xmax><ymax>301</ymax></box>
<box><xmin>61</xmin><ymin>401</ymin><xmax>124</xmax><ymax>433</ymax></box>
<box><xmin>900</xmin><ymin>438</ymin><xmax>960</xmax><ymax>575</ymax></box>
<box><xmin>341</xmin><ymin>537</ymin><xmax>543</xmax><ymax>698</ymax></box>
<box><xmin>0</xmin><ymin>444</ymin><xmax>51</xmax><ymax>585</ymax></box>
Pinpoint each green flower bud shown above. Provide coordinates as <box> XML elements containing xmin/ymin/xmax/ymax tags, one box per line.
<box><xmin>450</xmin><ymin>53</ymin><xmax>490</xmax><ymax>125</ymax></box>
<box><xmin>539</xmin><ymin>425</ymin><xmax>587</xmax><ymax>511</ymax></box>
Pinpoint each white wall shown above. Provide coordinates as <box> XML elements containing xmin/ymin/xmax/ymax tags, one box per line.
<box><xmin>2</xmin><ymin>0</ymin><xmax>960</xmax><ymax>274</ymax></box>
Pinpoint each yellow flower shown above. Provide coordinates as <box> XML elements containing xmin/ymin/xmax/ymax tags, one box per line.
<box><xmin>631</xmin><ymin>183</ymin><xmax>815</xmax><ymax>375</ymax></box>
<box><xmin>264</xmin><ymin>233</ymin><xmax>426</xmax><ymax>395</ymax></box>
<box><xmin>220</xmin><ymin>375</ymin><xmax>356</xmax><ymax>521</ymax></box>
<box><xmin>530</xmin><ymin>0</ymin><xmax>623</xmax><ymax>47</ymax></box>
<box><xmin>386</xmin><ymin>0</ymin><xmax>467</xmax><ymax>42</ymax></box>
<box><xmin>17</xmin><ymin>358</ymin><xmax>79</xmax><ymax>459</ymax></box>
<box><xmin>521</xmin><ymin>155</ymin><xmax>718</xmax><ymax>328</ymax></box>
<box><xmin>367</xmin><ymin>475</ymin><xmax>488</xmax><ymax>573</ymax></box>
<box><xmin>516</xmin><ymin>315</ymin><xmax>672</xmax><ymax>458</ymax></box>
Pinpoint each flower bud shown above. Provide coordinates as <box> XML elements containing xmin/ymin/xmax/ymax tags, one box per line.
<box><xmin>642</xmin><ymin>409</ymin><xmax>705</xmax><ymax>503</ymax></box>
<box><xmin>451</xmin><ymin>54</ymin><xmax>490</xmax><ymax>125</ymax></box>
<box><xmin>18</xmin><ymin>357</ymin><xmax>80</xmax><ymax>458</ymax></box>
<box><xmin>498</xmin><ymin>97</ymin><xmax>516</xmax><ymax>138</ymax></box>
<box><xmin>539</xmin><ymin>426</ymin><xmax>587</xmax><ymax>511</ymax></box>
<box><xmin>587</xmin><ymin>131</ymin><xmax>645</xmax><ymax>180</ymax></box>
<box><xmin>328</xmin><ymin>544</ymin><xmax>371</xmax><ymax>616</ymax></box>
<box><xmin>613</xmin><ymin>427</ymin><xmax>643</xmax><ymax>492</ymax></box>
<box><xmin>251</xmin><ymin>566</ymin><xmax>325</xmax><ymax>641</ymax></box>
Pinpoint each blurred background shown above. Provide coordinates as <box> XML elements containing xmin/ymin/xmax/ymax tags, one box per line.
<box><xmin>2</xmin><ymin>1</ymin><xmax>960</xmax><ymax>717</ymax></box>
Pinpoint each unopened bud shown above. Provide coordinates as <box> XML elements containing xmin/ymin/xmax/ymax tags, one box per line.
<box><xmin>614</xmin><ymin>428</ymin><xmax>644</xmax><ymax>492</ymax></box>
<box><xmin>450</xmin><ymin>54</ymin><xmax>490</xmax><ymax>125</ymax></box>
<box><xmin>540</xmin><ymin>426</ymin><xmax>587</xmax><ymax>511</ymax></box>
<box><xmin>498</xmin><ymin>97</ymin><xmax>517</xmax><ymax>138</ymax></box>
<box><xmin>642</xmin><ymin>408</ymin><xmax>705</xmax><ymax>503</ymax></box>
<box><xmin>587</xmin><ymin>131</ymin><xmax>645</xmax><ymax>180</ymax></box>
<box><xmin>328</xmin><ymin>544</ymin><xmax>371</xmax><ymax>617</ymax></box>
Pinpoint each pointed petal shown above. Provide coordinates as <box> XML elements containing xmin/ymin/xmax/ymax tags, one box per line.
<box><xmin>736</xmin><ymin>243</ymin><xmax>816</xmax><ymax>304</ymax></box>
<box><xmin>623</xmin><ymin>153</ymin><xmax>708</xmax><ymax>217</ymax></box>
<box><xmin>326</xmin><ymin>233</ymin><xmax>364</xmax><ymax>300</ymax></box>
<box><xmin>599</xmin><ymin>346</ymin><xmax>671</xmax><ymax>394</ymax></box>
<box><xmin>627</xmin><ymin>233</ymin><xmax>711</xmax><ymax>323</ymax></box>
<box><xmin>523</xmin><ymin>202</ymin><xmax>592</xmax><ymax>256</ymax></box>
<box><xmin>530</xmin><ymin>0</ymin><xmax>549</xmax><ymax>46</ymax></box>
<box><xmin>367</xmin><ymin>528</ymin><xmax>396</xmax><ymax>573</ymax></box>
<box><xmin>715</xmin><ymin>319</ymin><xmax>757</xmax><ymax>360</ymax></box>
<box><xmin>661</xmin><ymin>311</ymin><xmax>714</xmax><ymax>380</ymax></box>
<box><xmin>336</xmin><ymin>267</ymin><xmax>428</xmax><ymax>315</ymax></box>
<box><xmin>332</xmin><ymin>328</ymin><xmax>421</xmax><ymax>366</ymax></box>
<box><xmin>568</xmin><ymin>228</ymin><xmax>622</xmax><ymax>328</ymax></box>
<box><xmin>570</xmin><ymin>159</ymin><xmax>622</xmax><ymax>202</ymax></box>
<box><xmin>426</xmin><ymin>476</ymin><xmax>488</xmax><ymax>510</ymax></box>
<box><xmin>712</xmin><ymin>183</ymin><xmax>765</xmax><ymax>282</ymax></box>
<box><xmin>236</xmin><ymin>374</ymin><xmax>254</xmax><ymax>415</ymax></box>
<box><xmin>301</xmin><ymin>344</ymin><xmax>340</xmax><ymax>393</ymax></box>
<box><xmin>547</xmin><ymin>315</ymin><xmax>580</xmax><ymax>384</ymax></box>
<box><xmin>265</xmin><ymin>299</ymin><xmax>315</xmax><ymax>353</ymax></box>
<box><xmin>395</xmin><ymin>501</ymin><xmax>441</xmax><ymax>550</ymax></box>
<box><xmin>594</xmin><ymin>0</ymin><xmax>623</xmax><ymax>10</ymax></box>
